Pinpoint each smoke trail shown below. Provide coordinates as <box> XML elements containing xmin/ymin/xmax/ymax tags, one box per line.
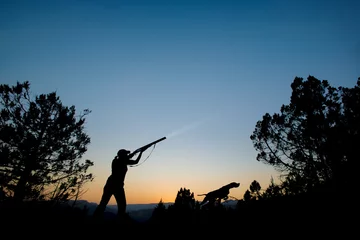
<box><xmin>166</xmin><ymin>120</ymin><xmax>205</xmax><ymax>140</ymax></box>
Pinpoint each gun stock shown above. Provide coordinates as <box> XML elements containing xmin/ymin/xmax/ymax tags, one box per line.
<box><xmin>131</xmin><ymin>137</ymin><xmax>166</xmax><ymax>155</ymax></box>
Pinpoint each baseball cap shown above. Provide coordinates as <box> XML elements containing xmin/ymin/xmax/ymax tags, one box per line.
<box><xmin>117</xmin><ymin>149</ymin><xmax>130</xmax><ymax>156</ymax></box>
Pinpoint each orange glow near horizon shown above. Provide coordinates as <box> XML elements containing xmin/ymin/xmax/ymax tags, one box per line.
<box><xmin>79</xmin><ymin>166</ymin><xmax>277</xmax><ymax>205</ymax></box>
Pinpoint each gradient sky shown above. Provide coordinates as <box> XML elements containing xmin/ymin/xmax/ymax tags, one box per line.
<box><xmin>1</xmin><ymin>0</ymin><xmax>359</xmax><ymax>205</ymax></box>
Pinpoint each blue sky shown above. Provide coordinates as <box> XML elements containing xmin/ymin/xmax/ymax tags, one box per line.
<box><xmin>1</xmin><ymin>0</ymin><xmax>359</xmax><ymax>204</ymax></box>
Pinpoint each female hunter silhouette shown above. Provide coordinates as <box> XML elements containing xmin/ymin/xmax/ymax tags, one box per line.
<box><xmin>93</xmin><ymin>149</ymin><xmax>143</xmax><ymax>220</ymax></box>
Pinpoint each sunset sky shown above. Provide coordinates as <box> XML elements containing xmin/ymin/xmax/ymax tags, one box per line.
<box><xmin>1</xmin><ymin>0</ymin><xmax>359</xmax><ymax>205</ymax></box>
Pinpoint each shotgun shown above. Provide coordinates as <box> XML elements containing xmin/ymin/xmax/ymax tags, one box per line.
<box><xmin>130</xmin><ymin>137</ymin><xmax>166</xmax><ymax>156</ymax></box>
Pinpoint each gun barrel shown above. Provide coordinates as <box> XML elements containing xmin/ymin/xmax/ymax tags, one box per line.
<box><xmin>132</xmin><ymin>137</ymin><xmax>166</xmax><ymax>154</ymax></box>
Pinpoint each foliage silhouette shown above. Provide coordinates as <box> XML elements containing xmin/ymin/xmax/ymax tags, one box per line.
<box><xmin>148</xmin><ymin>198</ymin><xmax>167</xmax><ymax>224</ymax></box>
<box><xmin>250</xmin><ymin>76</ymin><xmax>360</xmax><ymax>194</ymax></box>
<box><xmin>167</xmin><ymin>187</ymin><xmax>196</xmax><ymax>224</ymax></box>
<box><xmin>0</xmin><ymin>81</ymin><xmax>94</xmax><ymax>203</ymax></box>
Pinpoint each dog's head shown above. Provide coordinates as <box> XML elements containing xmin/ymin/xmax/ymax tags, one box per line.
<box><xmin>230</xmin><ymin>182</ymin><xmax>240</xmax><ymax>188</ymax></box>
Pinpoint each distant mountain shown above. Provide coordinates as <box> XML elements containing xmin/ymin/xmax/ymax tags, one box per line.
<box><xmin>73</xmin><ymin>199</ymin><xmax>237</xmax><ymax>212</ymax></box>
<box><xmin>68</xmin><ymin>199</ymin><xmax>238</xmax><ymax>222</ymax></box>
<box><xmin>68</xmin><ymin>200</ymin><xmax>173</xmax><ymax>215</ymax></box>
<box><xmin>222</xmin><ymin>200</ymin><xmax>238</xmax><ymax>208</ymax></box>
<box><xmin>124</xmin><ymin>202</ymin><xmax>174</xmax><ymax>212</ymax></box>
<box><xmin>127</xmin><ymin>208</ymin><xmax>155</xmax><ymax>223</ymax></box>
